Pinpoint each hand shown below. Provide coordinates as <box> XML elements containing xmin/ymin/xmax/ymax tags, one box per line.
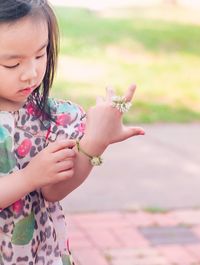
<box><xmin>22</xmin><ymin>140</ymin><xmax>76</xmax><ymax>190</ymax></box>
<box><xmin>84</xmin><ymin>84</ymin><xmax>145</xmax><ymax>149</ymax></box>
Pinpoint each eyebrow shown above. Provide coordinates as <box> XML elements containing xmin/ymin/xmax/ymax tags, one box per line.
<box><xmin>0</xmin><ymin>41</ymin><xmax>48</xmax><ymax>60</ymax></box>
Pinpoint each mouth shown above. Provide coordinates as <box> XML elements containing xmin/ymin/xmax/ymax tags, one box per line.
<box><xmin>19</xmin><ymin>85</ymin><xmax>36</xmax><ymax>95</ymax></box>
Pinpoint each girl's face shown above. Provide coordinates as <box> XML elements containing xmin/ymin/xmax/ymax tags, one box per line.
<box><xmin>0</xmin><ymin>15</ymin><xmax>48</xmax><ymax>111</ymax></box>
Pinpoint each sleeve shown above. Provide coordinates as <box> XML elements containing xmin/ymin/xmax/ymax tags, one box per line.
<box><xmin>46</xmin><ymin>98</ymin><xmax>86</xmax><ymax>143</ymax></box>
<box><xmin>0</xmin><ymin>116</ymin><xmax>18</xmax><ymax>212</ymax></box>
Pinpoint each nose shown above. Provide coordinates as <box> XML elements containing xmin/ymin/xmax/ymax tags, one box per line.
<box><xmin>20</xmin><ymin>60</ymin><xmax>37</xmax><ymax>84</ymax></box>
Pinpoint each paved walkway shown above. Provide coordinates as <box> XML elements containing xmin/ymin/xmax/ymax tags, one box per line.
<box><xmin>68</xmin><ymin>210</ymin><xmax>200</xmax><ymax>265</ymax></box>
<box><xmin>62</xmin><ymin>124</ymin><xmax>200</xmax><ymax>212</ymax></box>
<box><xmin>61</xmin><ymin>124</ymin><xmax>200</xmax><ymax>264</ymax></box>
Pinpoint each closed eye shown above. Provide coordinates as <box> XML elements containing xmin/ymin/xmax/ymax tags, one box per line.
<box><xmin>3</xmin><ymin>63</ymin><xmax>20</xmax><ymax>69</ymax></box>
<box><xmin>36</xmin><ymin>53</ymin><xmax>46</xmax><ymax>60</ymax></box>
<box><xmin>2</xmin><ymin>52</ymin><xmax>46</xmax><ymax>68</ymax></box>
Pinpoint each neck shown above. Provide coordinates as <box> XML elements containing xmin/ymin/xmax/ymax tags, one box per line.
<box><xmin>0</xmin><ymin>98</ymin><xmax>25</xmax><ymax>112</ymax></box>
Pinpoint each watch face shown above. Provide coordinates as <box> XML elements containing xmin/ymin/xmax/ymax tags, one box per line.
<box><xmin>90</xmin><ymin>156</ymin><xmax>103</xmax><ymax>166</ymax></box>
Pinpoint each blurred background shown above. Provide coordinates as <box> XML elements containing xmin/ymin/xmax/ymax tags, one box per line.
<box><xmin>50</xmin><ymin>0</ymin><xmax>200</xmax><ymax>124</ymax></box>
<box><xmin>48</xmin><ymin>0</ymin><xmax>200</xmax><ymax>213</ymax></box>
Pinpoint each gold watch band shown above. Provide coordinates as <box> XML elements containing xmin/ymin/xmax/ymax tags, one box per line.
<box><xmin>76</xmin><ymin>140</ymin><xmax>103</xmax><ymax>166</ymax></box>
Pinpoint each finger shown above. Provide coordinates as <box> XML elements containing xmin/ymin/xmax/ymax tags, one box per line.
<box><xmin>123</xmin><ymin>84</ymin><xmax>136</xmax><ymax>103</ymax></box>
<box><xmin>47</xmin><ymin>139</ymin><xmax>76</xmax><ymax>153</ymax></box>
<box><xmin>53</xmin><ymin>148</ymin><xmax>76</xmax><ymax>162</ymax></box>
<box><xmin>96</xmin><ymin>96</ymin><xmax>104</xmax><ymax>105</ymax></box>
<box><xmin>56</xmin><ymin>160</ymin><xmax>74</xmax><ymax>173</ymax></box>
<box><xmin>122</xmin><ymin>126</ymin><xmax>145</xmax><ymax>140</ymax></box>
<box><xmin>57</xmin><ymin>169</ymin><xmax>74</xmax><ymax>181</ymax></box>
<box><xmin>106</xmin><ymin>86</ymin><xmax>115</xmax><ymax>102</ymax></box>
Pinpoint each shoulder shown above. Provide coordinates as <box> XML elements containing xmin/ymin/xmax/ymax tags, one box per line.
<box><xmin>45</xmin><ymin>98</ymin><xmax>86</xmax><ymax>141</ymax></box>
<box><xmin>47</xmin><ymin>98</ymin><xmax>85</xmax><ymax>117</ymax></box>
<box><xmin>47</xmin><ymin>98</ymin><xmax>85</xmax><ymax>124</ymax></box>
<box><xmin>47</xmin><ymin>98</ymin><xmax>86</xmax><ymax>132</ymax></box>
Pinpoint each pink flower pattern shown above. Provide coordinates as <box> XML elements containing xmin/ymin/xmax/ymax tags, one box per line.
<box><xmin>0</xmin><ymin>98</ymin><xmax>86</xmax><ymax>265</ymax></box>
<box><xmin>12</xmin><ymin>200</ymin><xmax>24</xmax><ymax>214</ymax></box>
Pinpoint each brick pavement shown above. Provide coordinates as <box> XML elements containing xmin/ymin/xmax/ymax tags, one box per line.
<box><xmin>67</xmin><ymin>210</ymin><xmax>200</xmax><ymax>265</ymax></box>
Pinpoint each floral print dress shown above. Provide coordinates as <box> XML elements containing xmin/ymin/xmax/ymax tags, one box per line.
<box><xmin>0</xmin><ymin>97</ymin><xmax>85</xmax><ymax>265</ymax></box>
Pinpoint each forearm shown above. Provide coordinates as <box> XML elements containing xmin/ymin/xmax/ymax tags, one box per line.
<box><xmin>0</xmin><ymin>169</ymin><xmax>34</xmax><ymax>209</ymax></box>
<box><xmin>41</xmin><ymin>137</ymin><xmax>106</xmax><ymax>202</ymax></box>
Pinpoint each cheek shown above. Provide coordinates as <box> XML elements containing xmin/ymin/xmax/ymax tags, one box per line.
<box><xmin>39</xmin><ymin>56</ymin><xmax>48</xmax><ymax>77</ymax></box>
<box><xmin>0</xmin><ymin>69</ymin><xmax>18</xmax><ymax>83</ymax></box>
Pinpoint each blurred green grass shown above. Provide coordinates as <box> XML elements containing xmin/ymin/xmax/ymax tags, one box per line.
<box><xmin>51</xmin><ymin>7</ymin><xmax>200</xmax><ymax>123</ymax></box>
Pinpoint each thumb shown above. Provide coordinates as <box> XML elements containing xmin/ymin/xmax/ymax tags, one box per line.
<box><xmin>123</xmin><ymin>126</ymin><xmax>145</xmax><ymax>140</ymax></box>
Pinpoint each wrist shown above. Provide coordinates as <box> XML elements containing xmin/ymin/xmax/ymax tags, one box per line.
<box><xmin>76</xmin><ymin>140</ymin><xmax>103</xmax><ymax>166</ymax></box>
<box><xmin>79</xmin><ymin>136</ymin><xmax>107</xmax><ymax>156</ymax></box>
<box><xmin>21</xmin><ymin>167</ymin><xmax>37</xmax><ymax>191</ymax></box>
<box><xmin>76</xmin><ymin>137</ymin><xmax>107</xmax><ymax>166</ymax></box>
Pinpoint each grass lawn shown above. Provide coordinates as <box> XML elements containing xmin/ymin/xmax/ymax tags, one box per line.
<box><xmin>51</xmin><ymin>6</ymin><xmax>200</xmax><ymax>123</ymax></box>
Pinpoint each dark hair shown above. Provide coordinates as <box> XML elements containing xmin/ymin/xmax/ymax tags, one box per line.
<box><xmin>0</xmin><ymin>0</ymin><xmax>59</xmax><ymax>119</ymax></box>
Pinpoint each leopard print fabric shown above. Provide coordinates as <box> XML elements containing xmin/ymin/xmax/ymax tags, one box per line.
<box><xmin>0</xmin><ymin>97</ymin><xmax>86</xmax><ymax>265</ymax></box>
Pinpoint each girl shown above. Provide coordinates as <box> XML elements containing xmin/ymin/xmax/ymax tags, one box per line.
<box><xmin>0</xmin><ymin>0</ymin><xmax>145</xmax><ymax>264</ymax></box>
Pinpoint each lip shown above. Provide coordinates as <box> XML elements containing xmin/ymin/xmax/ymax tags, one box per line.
<box><xmin>19</xmin><ymin>85</ymin><xmax>36</xmax><ymax>95</ymax></box>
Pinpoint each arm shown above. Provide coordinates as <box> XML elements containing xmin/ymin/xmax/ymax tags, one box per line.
<box><xmin>41</xmin><ymin>85</ymin><xmax>145</xmax><ymax>202</ymax></box>
<box><xmin>0</xmin><ymin>169</ymin><xmax>34</xmax><ymax>209</ymax></box>
<box><xmin>0</xmin><ymin>140</ymin><xmax>77</xmax><ymax>209</ymax></box>
<box><xmin>41</xmin><ymin>136</ymin><xmax>106</xmax><ymax>202</ymax></box>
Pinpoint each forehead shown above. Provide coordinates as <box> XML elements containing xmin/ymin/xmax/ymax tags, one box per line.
<box><xmin>0</xmin><ymin>16</ymin><xmax>48</xmax><ymax>55</ymax></box>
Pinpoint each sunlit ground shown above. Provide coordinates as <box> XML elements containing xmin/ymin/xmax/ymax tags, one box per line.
<box><xmin>51</xmin><ymin>5</ymin><xmax>200</xmax><ymax>123</ymax></box>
